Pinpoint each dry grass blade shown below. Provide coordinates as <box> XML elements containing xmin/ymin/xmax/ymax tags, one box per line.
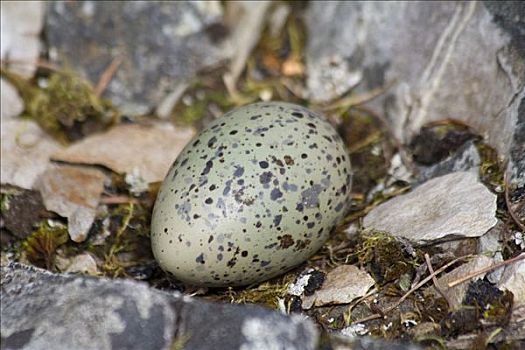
<box><xmin>100</xmin><ymin>195</ymin><xmax>141</xmax><ymax>205</ymax></box>
<box><xmin>320</xmin><ymin>81</ymin><xmax>396</xmax><ymax>112</ymax></box>
<box><xmin>95</xmin><ymin>55</ymin><xmax>124</xmax><ymax>97</ymax></box>
<box><xmin>447</xmin><ymin>254</ymin><xmax>525</xmax><ymax>288</ymax></box>
<box><xmin>1</xmin><ymin>58</ymin><xmax>62</xmax><ymax>72</ymax></box>
<box><xmin>352</xmin><ymin>255</ymin><xmax>472</xmax><ymax>324</ymax></box>
<box><xmin>425</xmin><ymin>253</ymin><xmax>453</xmax><ymax>307</ymax></box>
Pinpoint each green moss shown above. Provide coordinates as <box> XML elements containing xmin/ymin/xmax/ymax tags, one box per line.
<box><xmin>22</xmin><ymin>221</ymin><xmax>69</xmax><ymax>270</ymax></box>
<box><xmin>482</xmin><ymin>290</ymin><xmax>513</xmax><ymax>325</ymax></box>
<box><xmin>220</xmin><ymin>276</ymin><xmax>293</xmax><ymax>309</ymax></box>
<box><xmin>0</xmin><ymin>187</ymin><xmax>21</xmax><ymax>212</ymax></box>
<box><xmin>476</xmin><ymin>142</ymin><xmax>504</xmax><ymax>191</ymax></box>
<box><xmin>169</xmin><ymin>334</ymin><xmax>191</xmax><ymax>350</ymax></box>
<box><xmin>172</xmin><ymin>79</ymin><xmax>235</xmax><ymax>127</ymax></box>
<box><xmin>86</xmin><ymin>203</ymin><xmax>154</xmax><ymax>277</ymax></box>
<box><xmin>1</xmin><ymin>68</ymin><xmax>116</xmax><ymax>144</ymax></box>
<box><xmin>349</xmin><ymin>231</ymin><xmax>421</xmax><ymax>284</ymax></box>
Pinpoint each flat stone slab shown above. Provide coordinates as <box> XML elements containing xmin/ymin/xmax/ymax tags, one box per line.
<box><xmin>302</xmin><ymin>265</ymin><xmax>375</xmax><ymax>309</ymax></box>
<box><xmin>364</xmin><ymin>171</ymin><xmax>497</xmax><ymax>244</ymax></box>
<box><xmin>0</xmin><ymin>263</ymin><xmax>318</xmax><ymax>350</ymax></box>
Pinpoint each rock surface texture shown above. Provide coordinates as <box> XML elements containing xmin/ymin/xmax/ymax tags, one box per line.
<box><xmin>305</xmin><ymin>1</ymin><xmax>525</xmax><ymax>185</ymax></box>
<box><xmin>363</xmin><ymin>172</ymin><xmax>497</xmax><ymax>244</ymax></box>
<box><xmin>0</xmin><ymin>263</ymin><xmax>318</xmax><ymax>350</ymax></box>
<box><xmin>46</xmin><ymin>1</ymin><xmax>226</xmax><ymax>115</ymax></box>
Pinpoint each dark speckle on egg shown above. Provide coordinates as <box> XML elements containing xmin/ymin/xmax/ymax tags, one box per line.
<box><xmin>151</xmin><ymin>102</ymin><xmax>352</xmax><ymax>287</ymax></box>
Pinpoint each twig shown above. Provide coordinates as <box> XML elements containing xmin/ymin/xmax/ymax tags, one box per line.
<box><xmin>1</xmin><ymin>58</ymin><xmax>62</xmax><ymax>72</ymax></box>
<box><xmin>320</xmin><ymin>81</ymin><xmax>396</xmax><ymax>112</ymax></box>
<box><xmin>94</xmin><ymin>55</ymin><xmax>124</xmax><ymax>97</ymax></box>
<box><xmin>425</xmin><ymin>253</ymin><xmax>453</xmax><ymax>307</ymax></box>
<box><xmin>504</xmin><ymin>173</ymin><xmax>525</xmax><ymax>232</ymax></box>
<box><xmin>352</xmin><ymin>255</ymin><xmax>471</xmax><ymax>324</ymax></box>
<box><xmin>100</xmin><ymin>195</ymin><xmax>140</xmax><ymax>205</ymax></box>
<box><xmin>447</xmin><ymin>254</ymin><xmax>525</xmax><ymax>288</ymax></box>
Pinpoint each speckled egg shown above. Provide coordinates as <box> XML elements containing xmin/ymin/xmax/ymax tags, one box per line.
<box><xmin>151</xmin><ymin>102</ymin><xmax>352</xmax><ymax>287</ymax></box>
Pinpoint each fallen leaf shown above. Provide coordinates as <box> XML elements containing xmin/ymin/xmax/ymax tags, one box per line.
<box><xmin>1</xmin><ymin>120</ymin><xmax>63</xmax><ymax>189</ymax></box>
<box><xmin>35</xmin><ymin>165</ymin><xmax>107</xmax><ymax>243</ymax></box>
<box><xmin>51</xmin><ymin>123</ymin><xmax>195</xmax><ymax>183</ymax></box>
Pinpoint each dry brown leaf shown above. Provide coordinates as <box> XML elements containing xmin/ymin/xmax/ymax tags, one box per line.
<box><xmin>35</xmin><ymin>165</ymin><xmax>107</xmax><ymax>243</ymax></box>
<box><xmin>1</xmin><ymin>120</ymin><xmax>63</xmax><ymax>189</ymax></box>
<box><xmin>51</xmin><ymin>123</ymin><xmax>195</xmax><ymax>184</ymax></box>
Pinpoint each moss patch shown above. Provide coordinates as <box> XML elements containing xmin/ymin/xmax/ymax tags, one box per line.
<box><xmin>21</xmin><ymin>221</ymin><xmax>69</xmax><ymax>270</ymax></box>
<box><xmin>1</xmin><ymin>68</ymin><xmax>116</xmax><ymax>144</ymax></box>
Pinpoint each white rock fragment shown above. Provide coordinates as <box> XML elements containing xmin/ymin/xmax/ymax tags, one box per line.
<box><xmin>0</xmin><ymin>1</ymin><xmax>44</xmax><ymax>78</ymax></box>
<box><xmin>0</xmin><ymin>120</ymin><xmax>63</xmax><ymax>189</ymax></box>
<box><xmin>302</xmin><ymin>265</ymin><xmax>375</xmax><ymax>309</ymax></box>
<box><xmin>35</xmin><ymin>165</ymin><xmax>107</xmax><ymax>243</ymax></box>
<box><xmin>125</xmin><ymin>167</ymin><xmax>149</xmax><ymax>196</ymax></box>
<box><xmin>288</xmin><ymin>269</ymin><xmax>314</xmax><ymax>296</ymax></box>
<box><xmin>306</xmin><ymin>54</ymin><xmax>362</xmax><ymax>103</ymax></box>
<box><xmin>513</xmin><ymin>232</ymin><xmax>524</xmax><ymax>251</ymax></box>
<box><xmin>364</xmin><ymin>171</ymin><xmax>497</xmax><ymax>244</ymax></box>
<box><xmin>1</xmin><ymin>78</ymin><xmax>24</xmax><ymax>120</ymax></box>
<box><xmin>340</xmin><ymin>323</ymin><xmax>368</xmax><ymax>338</ymax></box>
<box><xmin>477</xmin><ymin>221</ymin><xmax>504</xmax><ymax>255</ymax></box>
<box><xmin>51</xmin><ymin>123</ymin><xmax>195</xmax><ymax>184</ymax></box>
<box><xmin>387</xmin><ymin>153</ymin><xmax>412</xmax><ymax>183</ymax></box>
<box><xmin>434</xmin><ymin>255</ymin><xmax>494</xmax><ymax>308</ymax></box>
<box><xmin>56</xmin><ymin>253</ymin><xmax>99</xmax><ymax>275</ymax></box>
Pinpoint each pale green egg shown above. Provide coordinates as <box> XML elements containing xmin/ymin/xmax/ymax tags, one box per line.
<box><xmin>151</xmin><ymin>102</ymin><xmax>352</xmax><ymax>287</ymax></box>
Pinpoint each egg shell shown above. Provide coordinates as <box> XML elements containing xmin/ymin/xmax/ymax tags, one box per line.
<box><xmin>151</xmin><ymin>102</ymin><xmax>352</xmax><ymax>287</ymax></box>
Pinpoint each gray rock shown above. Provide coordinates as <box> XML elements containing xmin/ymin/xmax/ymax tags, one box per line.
<box><xmin>363</xmin><ymin>172</ymin><xmax>497</xmax><ymax>244</ymax></box>
<box><xmin>305</xmin><ymin>1</ymin><xmax>525</xmax><ymax>185</ymax></box>
<box><xmin>433</xmin><ymin>255</ymin><xmax>494</xmax><ymax>308</ymax></box>
<box><xmin>0</xmin><ymin>2</ymin><xmax>44</xmax><ymax>78</ymax></box>
<box><xmin>46</xmin><ymin>1</ymin><xmax>226</xmax><ymax>116</ymax></box>
<box><xmin>0</xmin><ymin>79</ymin><xmax>24</xmax><ymax>121</ymax></box>
<box><xmin>498</xmin><ymin>253</ymin><xmax>525</xmax><ymax>308</ymax></box>
<box><xmin>329</xmin><ymin>334</ymin><xmax>423</xmax><ymax>350</ymax></box>
<box><xmin>0</xmin><ymin>263</ymin><xmax>318</xmax><ymax>350</ymax></box>
<box><xmin>301</xmin><ymin>265</ymin><xmax>375</xmax><ymax>309</ymax></box>
<box><xmin>416</xmin><ymin>141</ymin><xmax>481</xmax><ymax>184</ymax></box>
<box><xmin>0</xmin><ymin>187</ymin><xmax>44</xmax><ymax>239</ymax></box>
